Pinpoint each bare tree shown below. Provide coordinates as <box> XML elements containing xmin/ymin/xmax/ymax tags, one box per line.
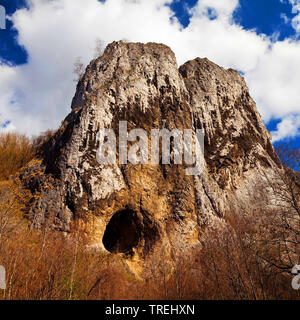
<box><xmin>249</xmin><ymin>146</ymin><xmax>300</xmax><ymax>274</ymax></box>
<box><xmin>275</xmin><ymin>143</ymin><xmax>300</xmax><ymax>171</ymax></box>
<box><xmin>93</xmin><ymin>38</ymin><xmax>105</xmax><ymax>58</ymax></box>
<box><xmin>73</xmin><ymin>57</ymin><xmax>85</xmax><ymax>82</ymax></box>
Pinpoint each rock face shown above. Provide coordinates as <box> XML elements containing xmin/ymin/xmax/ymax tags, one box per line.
<box><xmin>20</xmin><ymin>41</ymin><xmax>282</xmax><ymax>259</ymax></box>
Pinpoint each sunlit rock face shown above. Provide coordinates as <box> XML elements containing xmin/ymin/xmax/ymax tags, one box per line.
<box><xmin>20</xmin><ymin>41</ymin><xmax>282</xmax><ymax>259</ymax></box>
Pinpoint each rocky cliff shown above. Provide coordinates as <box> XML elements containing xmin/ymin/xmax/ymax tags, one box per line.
<box><xmin>20</xmin><ymin>41</ymin><xmax>282</xmax><ymax>261</ymax></box>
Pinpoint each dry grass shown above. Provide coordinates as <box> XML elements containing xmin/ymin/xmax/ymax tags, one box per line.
<box><xmin>0</xmin><ymin>198</ymin><xmax>298</xmax><ymax>300</ymax></box>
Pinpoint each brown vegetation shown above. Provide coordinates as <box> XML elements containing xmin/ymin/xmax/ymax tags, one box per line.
<box><xmin>0</xmin><ymin>132</ymin><xmax>34</xmax><ymax>181</ymax></box>
<box><xmin>0</xmin><ymin>200</ymin><xmax>298</xmax><ymax>300</ymax></box>
<box><xmin>0</xmin><ymin>133</ymin><xmax>299</xmax><ymax>300</ymax></box>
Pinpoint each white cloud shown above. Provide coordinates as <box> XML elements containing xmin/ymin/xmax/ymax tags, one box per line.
<box><xmin>0</xmin><ymin>121</ymin><xmax>16</xmax><ymax>132</ymax></box>
<box><xmin>190</xmin><ymin>0</ymin><xmax>239</xmax><ymax>20</ymax></box>
<box><xmin>290</xmin><ymin>0</ymin><xmax>300</xmax><ymax>32</ymax></box>
<box><xmin>271</xmin><ymin>114</ymin><xmax>300</xmax><ymax>142</ymax></box>
<box><xmin>0</xmin><ymin>0</ymin><xmax>299</xmax><ymax>142</ymax></box>
<box><xmin>245</xmin><ymin>39</ymin><xmax>300</xmax><ymax>121</ymax></box>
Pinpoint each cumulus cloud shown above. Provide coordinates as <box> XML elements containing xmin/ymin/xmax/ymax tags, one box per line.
<box><xmin>193</xmin><ymin>0</ymin><xmax>239</xmax><ymax>19</ymax></box>
<box><xmin>245</xmin><ymin>40</ymin><xmax>300</xmax><ymax>121</ymax></box>
<box><xmin>0</xmin><ymin>0</ymin><xmax>299</xmax><ymax>142</ymax></box>
<box><xmin>271</xmin><ymin>114</ymin><xmax>300</xmax><ymax>142</ymax></box>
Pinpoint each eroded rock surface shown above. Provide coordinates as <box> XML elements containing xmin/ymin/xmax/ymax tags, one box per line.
<box><xmin>20</xmin><ymin>41</ymin><xmax>282</xmax><ymax>260</ymax></box>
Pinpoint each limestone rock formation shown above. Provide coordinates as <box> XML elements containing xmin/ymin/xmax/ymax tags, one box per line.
<box><xmin>20</xmin><ymin>41</ymin><xmax>282</xmax><ymax>260</ymax></box>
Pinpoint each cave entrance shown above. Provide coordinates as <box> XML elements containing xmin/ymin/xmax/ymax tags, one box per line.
<box><xmin>102</xmin><ymin>209</ymin><xmax>141</xmax><ymax>254</ymax></box>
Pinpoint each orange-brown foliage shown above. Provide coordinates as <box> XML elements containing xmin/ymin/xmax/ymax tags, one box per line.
<box><xmin>0</xmin><ymin>132</ymin><xmax>33</xmax><ymax>181</ymax></box>
<box><xmin>0</xmin><ymin>203</ymin><xmax>298</xmax><ymax>300</ymax></box>
<box><xmin>0</xmin><ymin>135</ymin><xmax>299</xmax><ymax>300</ymax></box>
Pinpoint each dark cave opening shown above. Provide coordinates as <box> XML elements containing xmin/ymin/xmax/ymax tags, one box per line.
<box><xmin>102</xmin><ymin>209</ymin><xmax>141</xmax><ymax>254</ymax></box>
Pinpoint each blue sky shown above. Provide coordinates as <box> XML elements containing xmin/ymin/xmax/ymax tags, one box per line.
<box><xmin>0</xmin><ymin>0</ymin><xmax>28</xmax><ymax>64</ymax></box>
<box><xmin>0</xmin><ymin>0</ymin><xmax>300</xmax><ymax>149</ymax></box>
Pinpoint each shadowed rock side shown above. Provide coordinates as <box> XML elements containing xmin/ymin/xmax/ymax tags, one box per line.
<box><xmin>20</xmin><ymin>41</ymin><xmax>282</xmax><ymax>261</ymax></box>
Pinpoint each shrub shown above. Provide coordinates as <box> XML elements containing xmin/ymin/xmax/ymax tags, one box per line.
<box><xmin>0</xmin><ymin>132</ymin><xmax>33</xmax><ymax>181</ymax></box>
